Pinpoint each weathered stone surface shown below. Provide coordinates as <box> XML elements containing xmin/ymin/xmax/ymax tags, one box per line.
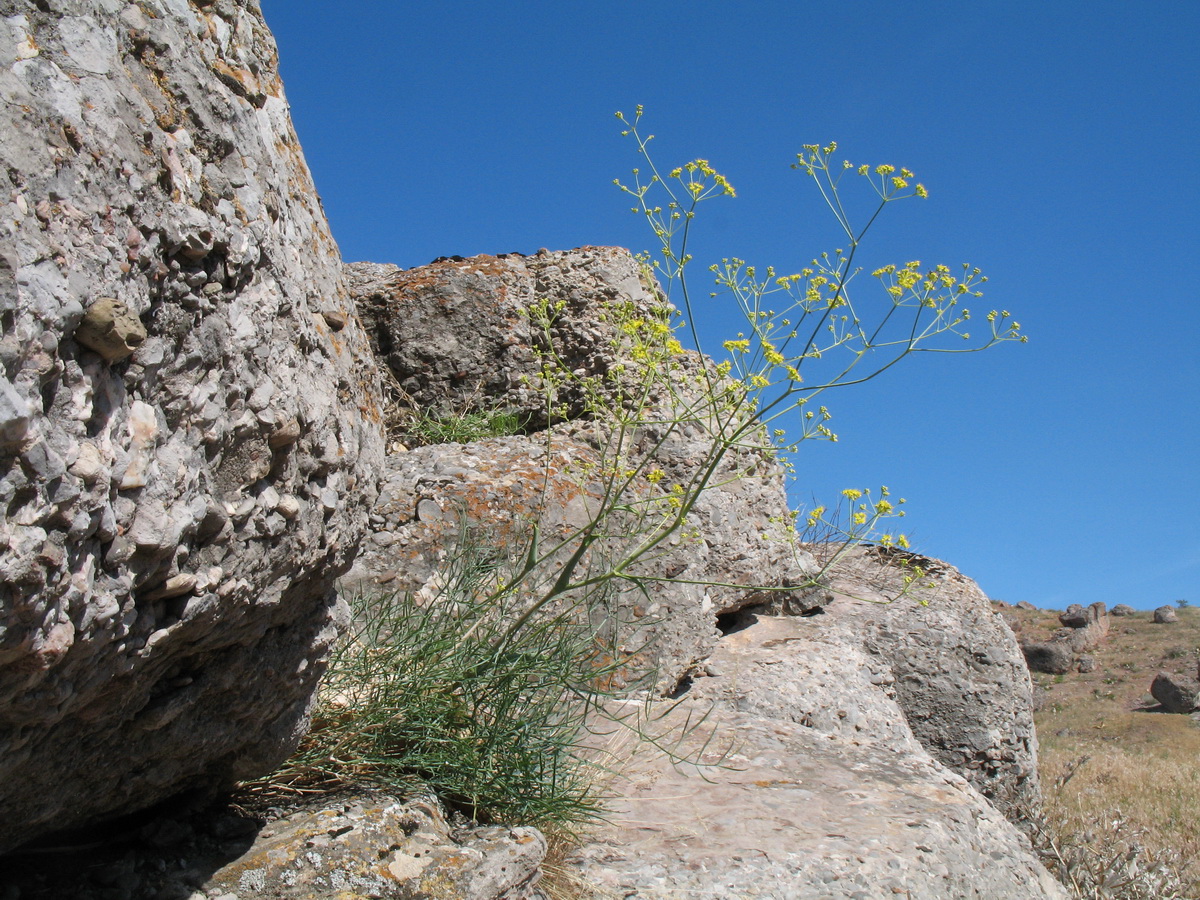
<box><xmin>1150</xmin><ymin>671</ymin><xmax>1199</xmax><ymax>713</ymax></box>
<box><xmin>1110</xmin><ymin>603</ymin><xmax>1136</xmax><ymax>616</ymax></box>
<box><xmin>567</xmin><ymin>615</ymin><xmax>1067</xmax><ymax>899</ymax></box>
<box><xmin>343</xmin><ymin>426</ymin><xmax>819</xmax><ymax>691</ymax></box>
<box><xmin>816</xmin><ymin>546</ymin><xmax>1041</xmax><ymax>819</ymax></box>
<box><xmin>349</xmin><ymin>248</ymin><xmax>660</xmax><ymax>428</ymax></box>
<box><xmin>1154</xmin><ymin>605</ymin><xmax>1178</xmax><ymax>624</ymax></box>
<box><xmin>1015</xmin><ymin>600</ymin><xmax>1038</xmax><ymax>611</ymax></box>
<box><xmin>0</xmin><ymin>0</ymin><xmax>383</xmax><ymax>850</ymax></box>
<box><xmin>204</xmin><ymin>793</ymin><xmax>546</xmax><ymax>900</ymax></box>
<box><xmin>344</xmin><ymin>249</ymin><xmax>821</xmax><ymax>690</ymax></box>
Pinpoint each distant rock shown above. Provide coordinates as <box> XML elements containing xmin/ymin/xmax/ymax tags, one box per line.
<box><xmin>1022</xmin><ymin>641</ymin><xmax>1075</xmax><ymax>675</ymax></box>
<box><xmin>1016</xmin><ymin>600</ymin><xmax>1038</xmax><ymax>611</ymax></box>
<box><xmin>1021</xmin><ymin>602</ymin><xmax>1108</xmax><ymax>675</ymax></box>
<box><xmin>1150</xmin><ymin>671</ymin><xmax>1199</xmax><ymax>713</ymax></box>
<box><xmin>1060</xmin><ymin>604</ymin><xmax>1090</xmax><ymax>628</ymax></box>
<box><xmin>1153</xmin><ymin>605</ymin><xmax>1179</xmax><ymax>624</ymax></box>
<box><xmin>1111</xmin><ymin>603</ymin><xmax>1136</xmax><ymax>616</ymax></box>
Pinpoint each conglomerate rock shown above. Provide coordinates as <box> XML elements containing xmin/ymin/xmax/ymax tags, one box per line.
<box><xmin>0</xmin><ymin>0</ymin><xmax>383</xmax><ymax>850</ymax></box>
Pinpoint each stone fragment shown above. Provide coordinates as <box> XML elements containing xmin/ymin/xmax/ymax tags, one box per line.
<box><xmin>1077</xmin><ymin>655</ymin><xmax>1096</xmax><ymax>673</ymax></box>
<box><xmin>1110</xmin><ymin>603</ymin><xmax>1136</xmax><ymax>616</ymax></box>
<box><xmin>0</xmin><ymin>374</ymin><xmax>31</xmax><ymax>450</ymax></box>
<box><xmin>267</xmin><ymin>416</ymin><xmax>301</xmax><ymax>449</ymax></box>
<box><xmin>140</xmin><ymin>573</ymin><xmax>197</xmax><ymax>601</ymax></box>
<box><xmin>1150</xmin><ymin>671</ymin><xmax>1199</xmax><ymax>713</ymax></box>
<box><xmin>73</xmin><ymin>298</ymin><xmax>147</xmax><ymax>361</ymax></box>
<box><xmin>320</xmin><ymin>309</ymin><xmax>347</xmax><ymax>330</ymax></box>
<box><xmin>1015</xmin><ymin>600</ymin><xmax>1037</xmax><ymax>611</ymax></box>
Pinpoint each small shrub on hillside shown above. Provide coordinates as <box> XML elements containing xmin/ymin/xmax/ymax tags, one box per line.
<box><xmin>1032</xmin><ymin>753</ymin><xmax>1198</xmax><ymax>899</ymax></box>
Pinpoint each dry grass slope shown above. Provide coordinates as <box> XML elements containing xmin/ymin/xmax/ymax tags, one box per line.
<box><xmin>1002</xmin><ymin>604</ymin><xmax>1200</xmax><ymax>897</ymax></box>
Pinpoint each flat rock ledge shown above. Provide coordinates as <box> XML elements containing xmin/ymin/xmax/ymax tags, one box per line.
<box><xmin>566</xmin><ymin>615</ymin><xmax>1066</xmax><ymax>899</ymax></box>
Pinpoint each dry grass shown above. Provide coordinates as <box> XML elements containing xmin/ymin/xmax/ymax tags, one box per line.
<box><xmin>1002</xmin><ymin>604</ymin><xmax>1200</xmax><ymax>897</ymax></box>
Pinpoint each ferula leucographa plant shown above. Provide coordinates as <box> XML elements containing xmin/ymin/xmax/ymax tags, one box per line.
<box><xmin>614</xmin><ymin>105</ymin><xmax>1025</xmax><ymax>548</ymax></box>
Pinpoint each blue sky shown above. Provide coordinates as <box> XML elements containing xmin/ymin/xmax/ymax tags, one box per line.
<box><xmin>261</xmin><ymin>1</ymin><xmax>1199</xmax><ymax>610</ymax></box>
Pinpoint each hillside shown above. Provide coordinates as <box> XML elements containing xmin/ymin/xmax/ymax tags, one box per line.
<box><xmin>1001</xmin><ymin>604</ymin><xmax>1200</xmax><ymax>895</ymax></box>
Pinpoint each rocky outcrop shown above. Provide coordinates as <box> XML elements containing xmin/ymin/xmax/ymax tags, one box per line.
<box><xmin>1154</xmin><ymin>605</ymin><xmax>1178</xmax><ymax>624</ymax></box>
<box><xmin>1021</xmin><ymin>601</ymin><xmax>1109</xmax><ymax>674</ymax></box>
<box><xmin>815</xmin><ymin>546</ymin><xmax>1042</xmax><ymax>820</ymax></box>
<box><xmin>1110</xmin><ymin>603</ymin><xmax>1136</xmax><ymax>616</ymax></box>
<box><xmin>566</xmin><ymin>614</ymin><xmax>1067</xmax><ymax>899</ymax></box>
<box><xmin>0</xmin><ymin>0</ymin><xmax>383</xmax><ymax>850</ymax></box>
<box><xmin>344</xmin><ymin>249</ymin><xmax>821</xmax><ymax>689</ymax></box>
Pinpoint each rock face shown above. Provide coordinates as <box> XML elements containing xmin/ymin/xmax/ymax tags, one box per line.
<box><xmin>0</xmin><ymin>0</ymin><xmax>383</xmax><ymax>850</ymax></box>
<box><xmin>567</xmin><ymin>614</ymin><xmax>1067</xmax><ymax>899</ymax></box>
<box><xmin>816</xmin><ymin>546</ymin><xmax>1041</xmax><ymax>819</ymax></box>
<box><xmin>344</xmin><ymin>249</ymin><xmax>821</xmax><ymax>690</ymax></box>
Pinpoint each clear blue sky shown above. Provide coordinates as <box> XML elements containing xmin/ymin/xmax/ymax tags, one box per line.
<box><xmin>261</xmin><ymin>1</ymin><xmax>1199</xmax><ymax>610</ymax></box>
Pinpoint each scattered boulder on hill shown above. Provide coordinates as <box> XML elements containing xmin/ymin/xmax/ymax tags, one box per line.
<box><xmin>1021</xmin><ymin>601</ymin><xmax>1109</xmax><ymax>675</ymax></box>
<box><xmin>1111</xmin><ymin>603</ymin><xmax>1136</xmax><ymax>616</ymax></box>
<box><xmin>1150</xmin><ymin>671</ymin><xmax>1199</xmax><ymax>713</ymax></box>
<box><xmin>0</xmin><ymin>1</ymin><xmax>383</xmax><ymax>851</ymax></box>
<box><xmin>1154</xmin><ymin>605</ymin><xmax>1178</xmax><ymax>624</ymax></box>
<box><xmin>1016</xmin><ymin>600</ymin><xmax>1038</xmax><ymax>611</ymax></box>
<box><xmin>1023</xmin><ymin>641</ymin><xmax>1075</xmax><ymax>675</ymax></box>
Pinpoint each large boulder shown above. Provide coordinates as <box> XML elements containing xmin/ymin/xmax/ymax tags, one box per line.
<box><xmin>0</xmin><ymin>0</ymin><xmax>383</xmax><ymax>850</ymax></box>
<box><xmin>816</xmin><ymin>546</ymin><xmax>1042</xmax><ymax>820</ymax></box>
